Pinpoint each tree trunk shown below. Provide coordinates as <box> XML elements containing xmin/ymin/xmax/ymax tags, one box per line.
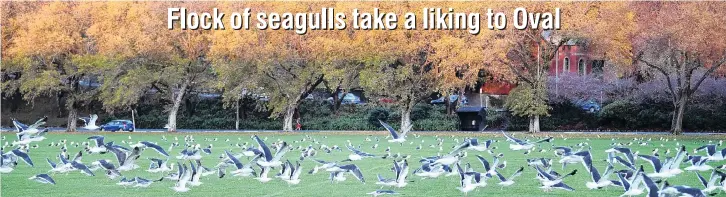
<box><xmin>130</xmin><ymin>108</ymin><xmax>136</xmax><ymax>131</ymax></box>
<box><xmin>57</xmin><ymin>93</ymin><xmax>65</xmax><ymax>118</ymax></box>
<box><xmin>334</xmin><ymin>89</ymin><xmax>345</xmax><ymax>114</ymax></box>
<box><xmin>167</xmin><ymin>80</ymin><xmax>189</xmax><ymax>132</ymax></box>
<box><xmin>67</xmin><ymin>105</ymin><xmax>77</xmax><ymax>132</ymax></box>
<box><xmin>671</xmin><ymin>99</ymin><xmax>686</xmax><ymax>135</ymax></box>
<box><xmin>400</xmin><ymin>106</ymin><xmax>412</xmax><ymax>133</ymax></box>
<box><xmin>282</xmin><ymin>105</ymin><xmax>297</xmax><ymax>132</ymax></box>
<box><xmin>528</xmin><ymin>115</ymin><xmax>540</xmax><ymax>133</ymax></box>
<box><xmin>444</xmin><ymin>95</ymin><xmax>452</xmax><ymax>115</ymax></box>
<box><xmin>235</xmin><ymin>99</ymin><xmax>240</xmax><ymax>130</ymax></box>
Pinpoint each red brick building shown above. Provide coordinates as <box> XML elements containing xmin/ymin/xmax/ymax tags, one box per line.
<box><xmin>480</xmin><ymin>40</ymin><xmax>599</xmax><ymax>96</ymax></box>
<box><xmin>549</xmin><ymin>40</ymin><xmax>593</xmax><ymax>76</ymax></box>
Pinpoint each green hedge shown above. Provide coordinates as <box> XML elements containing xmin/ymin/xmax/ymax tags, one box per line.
<box><xmin>506</xmin><ymin>99</ymin><xmax>726</xmax><ymax>132</ymax></box>
<box><xmin>103</xmin><ymin>98</ymin><xmax>460</xmax><ymax>131</ymax></box>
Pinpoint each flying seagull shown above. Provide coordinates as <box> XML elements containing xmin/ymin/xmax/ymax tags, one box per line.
<box><xmin>343</xmin><ymin>145</ymin><xmax>376</xmax><ymax>162</ymax></box>
<box><xmin>456</xmin><ymin>163</ymin><xmax>479</xmax><ymax>196</ymax></box>
<box><xmin>171</xmin><ymin>162</ymin><xmax>191</xmax><ymax>192</ymax></box>
<box><xmin>131</xmin><ymin>141</ymin><xmax>170</xmax><ymax>157</ymax></box>
<box><xmin>79</xmin><ymin>114</ymin><xmax>100</xmax><ymax>130</ymax></box>
<box><xmin>13</xmin><ymin>116</ymin><xmax>47</xmax><ymax>135</ymax></box>
<box><xmin>376</xmin><ymin>160</ymin><xmax>409</xmax><ymax>188</ymax></box>
<box><xmin>616</xmin><ymin>166</ymin><xmax>645</xmax><ymax>197</ymax></box>
<box><xmin>328</xmin><ymin>164</ymin><xmax>365</xmax><ymax>183</ymax></box>
<box><xmin>253</xmin><ymin>135</ymin><xmax>288</xmax><ymax>168</ymax></box>
<box><xmin>367</xmin><ymin>190</ymin><xmax>399</xmax><ymax>197</ymax></box>
<box><xmin>283</xmin><ymin>161</ymin><xmax>303</xmax><ymax>185</ymax></box>
<box><xmin>580</xmin><ymin>151</ymin><xmax>618</xmax><ymax>189</ymax></box>
<box><xmin>695</xmin><ymin>144</ymin><xmax>726</xmax><ymax>161</ymax></box>
<box><xmin>85</xmin><ymin>135</ymin><xmax>111</xmax><ymax>154</ymax></box>
<box><xmin>224</xmin><ymin>150</ymin><xmax>259</xmax><ymax>177</ymax></box>
<box><xmin>379</xmin><ymin>120</ymin><xmax>410</xmax><ymax>144</ymax></box>
<box><xmin>501</xmin><ymin>131</ymin><xmax>553</xmax><ymax>151</ymax></box>
<box><xmin>494</xmin><ymin>166</ymin><xmax>524</xmax><ymax>188</ymax></box>
<box><xmin>29</xmin><ymin>174</ymin><xmax>56</xmax><ymax>185</ymax></box>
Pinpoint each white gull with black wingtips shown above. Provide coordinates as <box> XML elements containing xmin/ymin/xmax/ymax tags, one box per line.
<box><xmin>328</xmin><ymin>164</ymin><xmax>365</xmax><ymax>183</ymax></box>
<box><xmin>379</xmin><ymin>120</ymin><xmax>410</xmax><ymax>144</ymax></box>
<box><xmin>29</xmin><ymin>173</ymin><xmax>56</xmax><ymax>185</ymax></box>
<box><xmin>502</xmin><ymin>131</ymin><xmax>553</xmax><ymax>151</ymax></box>
<box><xmin>223</xmin><ymin>150</ymin><xmax>258</xmax><ymax>177</ymax></box>
<box><xmin>253</xmin><ymin>135</ymin><xmax>288</xmax><ymax>167</ymax></box>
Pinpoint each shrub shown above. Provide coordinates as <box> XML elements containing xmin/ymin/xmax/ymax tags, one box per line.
<box><xmin>366</xmin><ymin>107</ymin><xmax>392</xmax><ymax>127</ymax></box>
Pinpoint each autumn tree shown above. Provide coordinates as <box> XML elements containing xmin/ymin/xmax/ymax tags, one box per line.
<box><xmin>352</xmin><ymin>3</ymin><xmax>443</xmax><ymax>133</ymax></box>
<box><xmin>89</xmin><ymin>2</ymin><xmax>215</xmax><ymax>132</ymax></box>
<box><xmin>4</xmin><ymin>2</ymin><xmax>100</xmax><ymax>132</ymax></box>
<box><xmin>1</xmin><ymin>2</ymin><xmax>43</xmax><ymax>112</ymax></box>
<box><xmin>496</xmin><ymin>2</ymin><xmax>634</xmax><ymax>133</ymax></box>
<box><xmin>633</xmin><ymin>2</ymin><xmax>726</xmax><ymax>134</ymax></box>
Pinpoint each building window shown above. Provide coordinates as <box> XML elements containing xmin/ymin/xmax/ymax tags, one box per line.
<box><xmin>563</xmin><ymin>57</ymin><xmax>570</xmax><ymax>74</ymax></box>
<box><xmin>578</xmin><ymin>58</ymin><xmax>586</xmax><ymax>75</ymax></box>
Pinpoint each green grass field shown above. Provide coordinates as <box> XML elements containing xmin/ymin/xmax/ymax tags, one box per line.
<box><xmin>1</xmin><ymin>132</ymin><xmax>724</xmax><ymax>197</ymax></box>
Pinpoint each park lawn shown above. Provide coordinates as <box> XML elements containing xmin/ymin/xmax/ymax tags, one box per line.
<box><xmin>0</xmin><ymin>131</ymin><xmax>723</xmax><ymax>197</ymax></box>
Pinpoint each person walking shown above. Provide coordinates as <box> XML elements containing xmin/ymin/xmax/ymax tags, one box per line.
<box><xmin>295</xmin><ymin>118</ymin><xmax>302</xmax><ymax>131</ymax></box>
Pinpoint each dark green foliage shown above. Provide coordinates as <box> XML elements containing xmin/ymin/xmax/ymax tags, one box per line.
<box><xmin>540</xmin><ymin>102</ymin><xmax>599</xmax><ymax>130</ymax></box>
<box><xmin>366</xmin><ymin>107</ymin><xmax>391</xmax><ymax>127</ymax></box>
<box><xmin>411</xmin><ymin>104</ymin><xmax>432</xmax><ymax>120</ymax></box>
<box><xmin>99</xmin><ymin>98</ymin><xmax>459</xmax><ymax>131</ymax></box>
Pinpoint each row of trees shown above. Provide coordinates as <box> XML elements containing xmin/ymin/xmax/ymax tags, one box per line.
<box><xmin>2</xmin><ymin>2</ymin><xmax>724</xmax><ymax>134</ymax></box>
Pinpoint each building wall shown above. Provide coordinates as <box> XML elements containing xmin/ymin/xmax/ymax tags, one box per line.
<box><xmin>480</xmin><ymin>44</ymin><xmax>596</xmax><ymax>96</ymax></box>
<box><xmin>549</xmin><ymin>45</ymin><xmax>593</xmax><ymax>76</ymax></box>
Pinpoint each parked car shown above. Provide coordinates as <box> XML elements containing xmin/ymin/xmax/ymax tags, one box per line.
<box><xmin>576</xmin><ymin>99</ymin><xmax>601</xmax><ymax>113</ymax></box>
<box><xmin>101</xmin><ymin>120</ymin><xmax>134</xmax><ymax>132</ymax></box>
<box><xmin>327</xmin><ymin>93</ymin><xmax>363</xmax><ymax>105</ymax></box>
<box><xmin>431</xmin><ymin>95</ymin><xmax>468</xmax><ymax>105</ymax></box>
<box><xmin>378</xmin><ymin>97</ymin><xmax>395</xmax><ymax>103</ymax></box>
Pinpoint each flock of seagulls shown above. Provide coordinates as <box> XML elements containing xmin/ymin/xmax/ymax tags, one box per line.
<box><xmin>3</xmin><ymin>116</ymin><xmax>726</xmax><ymax>197</ymax></box>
